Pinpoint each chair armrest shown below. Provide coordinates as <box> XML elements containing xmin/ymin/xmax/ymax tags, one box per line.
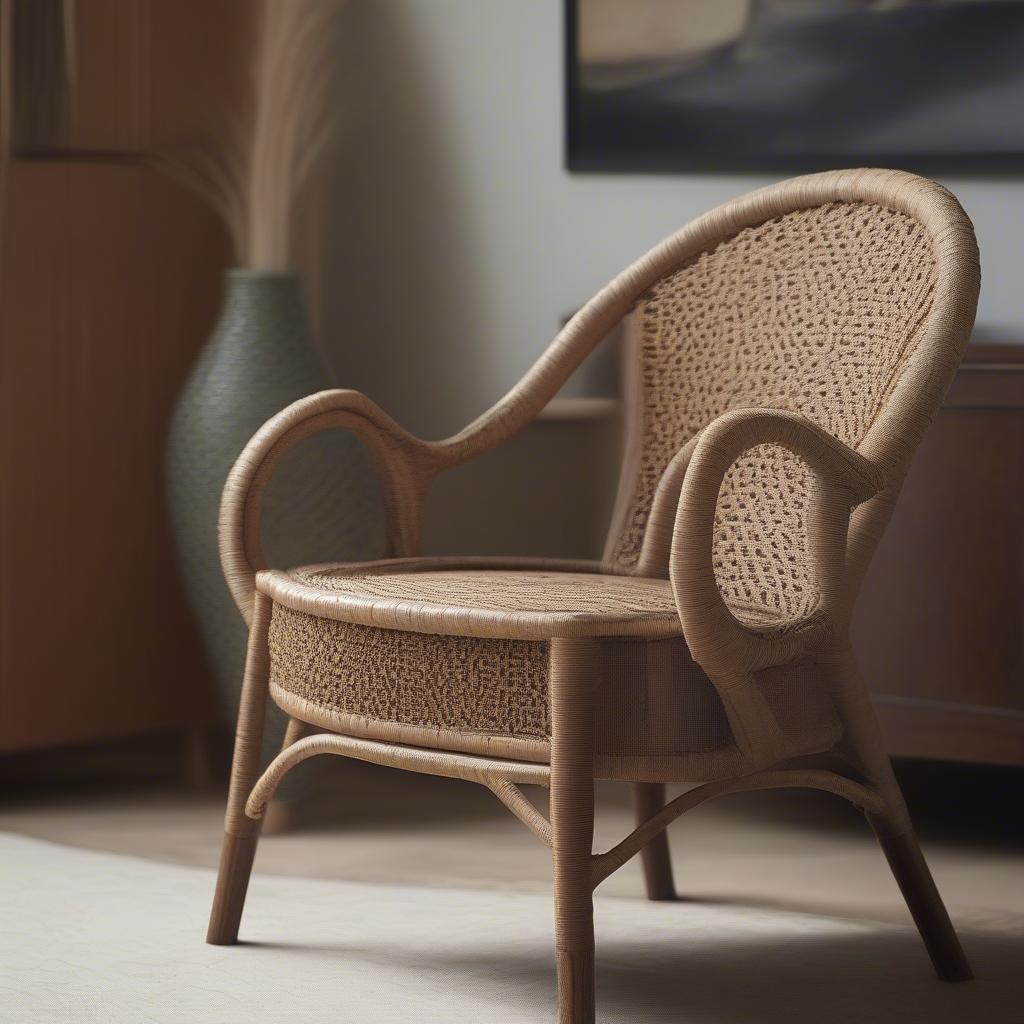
<box><xmin>219</xmin><ymin>389</ymin><xmax>433</xmax><ymax>625</ymax></box>
<box><xmin>220</xmin><ymin>303</ymin><xmax>623</xmax><ymax>626</ymax></box>
<box><xmin>669</xmin><ymin>408</ymin><xmax>884</xmax><ymax>677</ymax></box>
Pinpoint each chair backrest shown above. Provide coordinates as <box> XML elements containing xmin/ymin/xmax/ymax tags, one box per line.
<box><xmin>595</xmin><ymin>170</ymin><xmax>979</xmax><ymax>630</ymax></box>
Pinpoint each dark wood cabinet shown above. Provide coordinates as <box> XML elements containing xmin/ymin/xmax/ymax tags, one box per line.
<box><xmin>10</xmin><ymin>0</ymin><xmax>252</xmax><ymax>157</ymax></box>
<box><xmin>853</xmin><ymin>347</ymin><xmax>1024</xmax><ymax>766</ymax></box>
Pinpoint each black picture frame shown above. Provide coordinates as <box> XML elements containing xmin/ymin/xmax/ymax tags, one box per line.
<box><xmin>565</xmin><ymin>0</ymin><xmax>1024</xmax><ymax>174</ymax></box>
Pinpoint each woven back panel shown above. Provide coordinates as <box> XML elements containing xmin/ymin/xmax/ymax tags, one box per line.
<box><xmin>609</xmin><ymin>200</ymin><xmax>936</xmax><ymax>628</ymax></box>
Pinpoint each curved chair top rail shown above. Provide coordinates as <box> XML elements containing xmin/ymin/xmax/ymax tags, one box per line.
<box><xmin>435</xmin><ymin>167</ymin><xmax>979</xmax><ymax>480</ymax></box>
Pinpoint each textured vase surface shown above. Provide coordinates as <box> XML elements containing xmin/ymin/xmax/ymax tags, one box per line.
<box><xmin>167</xmin><ymin>270</ymin><xmax>383</xmax><ymax>775</ymax></box>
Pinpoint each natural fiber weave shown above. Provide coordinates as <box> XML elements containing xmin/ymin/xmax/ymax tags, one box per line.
<box><xmin>268</xmin><ymin>591</ymin><xmax>841</xmax><ymax>763</ymax></box>
<box><xmin>609</xmin><ymin>201</ymin><xmax>936</xmax><ymax>629</ymax></box>
<box><xmin>268</xmin><ymin>603</ymin><xmax>551</xmax><ymax>738</ymax></box>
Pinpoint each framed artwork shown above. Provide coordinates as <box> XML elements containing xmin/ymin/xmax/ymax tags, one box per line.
<box><xmin>566</xmin><ymin>0</ymin><xmax>1024</xmax><ymax>172</ymax></box>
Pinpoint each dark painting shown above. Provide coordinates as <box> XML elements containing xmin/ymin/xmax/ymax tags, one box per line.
<box><xmin>567</xmin><ymin>0</ymin><xmax>1024</xmax><ymax>171</ymax></box>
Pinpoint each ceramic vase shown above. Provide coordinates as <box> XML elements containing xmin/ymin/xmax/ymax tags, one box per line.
<box><xmin>167</xmin><ymin>270</ymin><xmax>382</xmax><ymax>792</ymax></box>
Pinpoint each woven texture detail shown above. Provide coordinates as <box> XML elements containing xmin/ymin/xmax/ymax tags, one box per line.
<box><xmin>269</xmin><ymin>604</ymin><xmax>550</xmax><ymax>737</ymax></box>
<box><xmin>612</xmin><ymin>201</ymin><xmax>936</xmax><ymax>628</ymax></box>
<box><xmin>288</xmin><ymin>567</ymin><xmax>676</xmax><ymax>615</ymax></box>
<box><xmin>268</xmin><ymin>600</ymin><xmax>841</xmax><ymax>760</ymax></box>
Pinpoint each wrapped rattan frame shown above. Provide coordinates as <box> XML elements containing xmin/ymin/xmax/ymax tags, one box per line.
<box><xmin>208</xmin><ymin>170</ymin><xmax>981</xmax><ymax>1021</ymax></box>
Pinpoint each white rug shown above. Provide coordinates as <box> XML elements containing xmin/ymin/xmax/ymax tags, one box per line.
<box><xmin>1</xmin><ymin>833</ymin><xmax>1019</xmax><ymax>1023</ymax></box>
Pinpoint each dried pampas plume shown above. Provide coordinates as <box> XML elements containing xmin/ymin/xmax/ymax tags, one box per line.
<box><xmin>162</xmin><ymin>0</ymin><xmax>343</xmax><ymax>271</ymax></box>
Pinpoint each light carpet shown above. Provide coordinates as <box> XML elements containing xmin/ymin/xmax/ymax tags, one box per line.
<box><xmin>1</xmin><ymin>832</ymin><xmax>1020</xmax><ymax>1024</ymax></box>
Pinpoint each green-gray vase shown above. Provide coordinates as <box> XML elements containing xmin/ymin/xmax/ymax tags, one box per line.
<box><xmin>166</xmin><ymin>270</ymin><xmax>383</xmax><ymax>789</ymax></box>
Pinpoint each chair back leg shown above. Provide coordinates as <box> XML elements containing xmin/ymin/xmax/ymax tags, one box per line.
<box><xmin>826</xmin><ymin>647</ymin><xmax>972</xmax><ymax>981</ymax></box>
<box><xmin>633</xmin><ymin>782</ymin><xmax>677</xmax><ymax>901</ymax></box>
<box><xmin>868</xmin><ymin>812</ymin><xmax>973</xmax><ymax>981</ymax></box>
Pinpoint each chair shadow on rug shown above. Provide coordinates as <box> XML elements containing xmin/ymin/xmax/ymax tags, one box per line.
<box><xmin>206</xmin><ymin>170</ymin><xmax>983</xmax><ymax>1023</ymax></box>
<box><xmin>239</xmin><ymin>927</ymin><xmax>1021</xmax><ymax>1024</ymax></box>
<box><xmin>486</xmin><ymin>929</ymin><xmax>1019</xmax><ymax>1024</ymax></box>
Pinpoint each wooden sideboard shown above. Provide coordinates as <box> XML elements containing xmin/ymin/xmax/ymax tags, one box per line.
<box><xmin>853</xmin><ymin>345</ymin><xmax>1024</xmax><ymax>766</ymax></box>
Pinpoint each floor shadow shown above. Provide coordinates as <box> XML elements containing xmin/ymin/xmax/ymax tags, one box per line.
<box><xmin>682</xmin><ymin>760</ymin><xmax>1024</xmax><ymax>855</ymax></box>
<box><xmin>896</xmin><ymin>760</ymin><xmax>1024</xmax><ymax>849</ymax></box>
<box><xmin>237</xmin><ymin>922</ymin><xmax>1023</xmax><ymax>1024</ymax></box>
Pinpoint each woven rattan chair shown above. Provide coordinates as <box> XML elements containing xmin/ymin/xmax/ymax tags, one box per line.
<box><xmin>206</xmin><ymin>169</ymin><xmax>980</xmax><ymax>1022</ymax></box>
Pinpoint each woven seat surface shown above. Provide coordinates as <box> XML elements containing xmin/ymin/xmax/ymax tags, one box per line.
<box><xmin>258</xmin><ymin>560</ymin><xmax>684</xmax><ymax>639</ymax></box>
<box><xmin>292</xmin><ymin>566</ymin><xmax>676</xmax><ymax>614</ymax></box>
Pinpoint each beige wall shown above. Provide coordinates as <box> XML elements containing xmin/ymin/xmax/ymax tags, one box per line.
<box><xmin>318</xmin><ymin>0</ymin><xmax>1021</xmax><ymax>554</ymax></box>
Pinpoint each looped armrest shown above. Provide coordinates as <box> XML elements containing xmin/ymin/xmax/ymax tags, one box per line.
<box><xmin>216</xmin><ymin>305</ymin><xmax>639</xmax><ymax>628</ymax></box>
<box><xmin>218</xmin><ymin>389</ymin><xmax>433</xmax><ymax>625</ymax></box>
<box><xmin>670</xmin><ymin>408</ymin><xmax>883</xmax><ymax>677</ymax></box>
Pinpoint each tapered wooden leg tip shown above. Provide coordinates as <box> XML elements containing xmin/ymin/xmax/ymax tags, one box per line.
<box><xmin>645</xmin><ymin>885</ymin><xmax>678</xmax><ymax>902</ymax></box>
<box><xmin>556</xmin><ymin>949</ymin><xmax>595</xmax><ymax>1024</ymax></box>
<box><xmin>939</xmin><ymin>970</ymin><xmax>974</xmax><ymax>984</ymax></box>
<box><xmin>936</xmin><ymin>957</ymin><xmax>973</xmax><ymax>984</ymax></box>
<box><xmin>206</xmin><ymin>832</ymin><xmax>258</xmax><ymax>947</ymax></box>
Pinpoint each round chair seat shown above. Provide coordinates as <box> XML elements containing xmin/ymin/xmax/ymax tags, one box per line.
<box><xmin>257</xmin><ymin>558</ymin><xmax>683</xmax><ymax>641</ymax></box>
<box><xmin>254</xmin><ymin>558</ymin><xmax>841</xmax><ymax>780</ymax></box>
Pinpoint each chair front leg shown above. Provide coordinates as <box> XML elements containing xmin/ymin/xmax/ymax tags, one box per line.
<box><xmin>550</xmin><ymin>638</ymin><xmax>599</xmax><ymax>1024</ymax></box>
<box><xmin>207</xmin><ymin>593</ymin><xmax>273</xmax><ymax>945</ymax></box>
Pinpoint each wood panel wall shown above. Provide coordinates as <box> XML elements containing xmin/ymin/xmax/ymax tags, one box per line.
<box><xmin>0</xmin><ymin>0</ymin><xmax>253</xmax><ymax>753</ymax></box>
